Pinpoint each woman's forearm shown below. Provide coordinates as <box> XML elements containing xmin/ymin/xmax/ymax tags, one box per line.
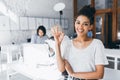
<box><xmin>56</xmin><ymin>44</ymin><xmax>65</xmax><ymax>72</ymax></box>
<box><xmin>71</xmin><ymin>65</ymin><xmax>104</xmax><ymax>79</ymax></box>
<box><xmin>71</xmin><ymin>71</ymin><xmax>103</xmax><ymax>79</ymax></box>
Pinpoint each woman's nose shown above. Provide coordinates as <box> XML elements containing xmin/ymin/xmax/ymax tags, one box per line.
<box><xmin>77</xmin><ymin>24</ymin><xmax>83</xmax><ymax>29</ymax></box>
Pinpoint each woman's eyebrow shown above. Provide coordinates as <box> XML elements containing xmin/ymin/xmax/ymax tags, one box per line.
<box><xmin>82</xmin><ymin>21</ymin><xmax>90</xmax><ymax>23</ymax></box>
<box><xmin>84</xmin><ymin>22</ymin><xmax>89</xmax><ymax>23</ymax></box>
<box><xmin>76</xmin><ymin>19</ymin><xmax>89</xmax><ymax>22</ymax></box>
<box><xmin>75</xmin><ymin>20</ymin><xmax>80</xmax><ymax>22</ymax></box>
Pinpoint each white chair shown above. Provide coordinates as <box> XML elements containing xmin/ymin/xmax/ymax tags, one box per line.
<box><xmin>2</xmin><ymin>45</ymin><xmax>22</xmax><ymax>80</ymax></box>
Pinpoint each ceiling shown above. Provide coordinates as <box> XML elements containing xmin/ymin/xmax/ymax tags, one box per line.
<box><xmin>0</xmin><ymin>0</ymin><xmax>73</xmax><ymax>18</ymax></box>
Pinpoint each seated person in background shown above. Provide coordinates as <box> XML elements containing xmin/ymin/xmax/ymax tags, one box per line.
<box><xmin>31</xmin><ymin>25</ymin><xmax>48</xmax><ymax>44</ymax></box>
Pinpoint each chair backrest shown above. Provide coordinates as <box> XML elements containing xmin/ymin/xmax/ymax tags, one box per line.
<box><xmin>1</xmin><ymin>45</ymin><xmax>20</xmax><ymax>64</ymax></box>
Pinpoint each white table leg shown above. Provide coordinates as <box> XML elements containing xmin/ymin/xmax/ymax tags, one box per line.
<box><xmin>114</xmin><ymin>58</ymin><xmax>118</xmax><ymax>70</ymax></box>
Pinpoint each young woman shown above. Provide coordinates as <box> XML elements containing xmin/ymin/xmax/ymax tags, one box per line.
<box><xmin>51</xmin><ymin>5</ymin><xmax>108</xmax><ymax>80</ymax></box>
<box><xmin>31</xmin><ymin>25</ymin><xmax>48</xmax><ymax>44</ymax></box>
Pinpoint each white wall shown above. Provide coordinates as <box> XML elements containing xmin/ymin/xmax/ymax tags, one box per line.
<box><xmin>0</xmin><ymin>31</ymin><xmax>11</xmax><ymax>44</ymax></box>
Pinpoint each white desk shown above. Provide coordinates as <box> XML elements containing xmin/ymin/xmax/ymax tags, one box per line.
<box><xmin>103</xmin><ymin>68</ymin><xmax>120</xmax><ymax>80</ymax></box>
<box><xmin>105</xmin><ymin>49</ymin><xmax>120</xmax><ymax>70</ymax></box>
<box><xmin>7</xmin><ymin>62</ymin><xmax>62</xmax><ymax>80</ymax></box>
<box><xmin>6</xmin><ymin>44</ymin><xmax>63</xmax><ymax>80</ymax></box>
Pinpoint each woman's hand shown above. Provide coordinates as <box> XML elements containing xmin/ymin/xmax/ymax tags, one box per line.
<box><xmin>51</xmin><ymin>26</ymin><xmax>64</xmax><ymax>45</ymax></box>
<box><xmin>65</xmin><ymin>60</ymin><xmax>74</xmax><ymax>76</ymax></box>
<box><xmin>51</xmin><ymin>26</ymin><xmax>65</xmax><ymax>72</ymax></box>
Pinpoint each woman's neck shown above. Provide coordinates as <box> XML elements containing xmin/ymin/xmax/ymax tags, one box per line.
<box><xmin>75</xmin><ymin>35</ymin><xmax>91</xmax><ymax>42</ymax></box>
<box><xmin>39</xmin><ymin>35</ymin><xmax>43</xmax><ymax>38</ymax></box>
<box><xmin>73</xmin><ymin>36</ymin><xmax>93</xmax><ymax>49</ymax></box>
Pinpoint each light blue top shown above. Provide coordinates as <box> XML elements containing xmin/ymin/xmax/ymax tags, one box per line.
<box><xmin>31</xmin><ymin>34</ymin><xmax>48</xmax><ymax>44</ymax></box>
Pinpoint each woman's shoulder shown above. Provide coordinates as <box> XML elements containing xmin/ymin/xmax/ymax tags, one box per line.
<box><xmin>92</xmin><ymin>39</ymin><xmax>104</xmax><ymax>46</ymax></box>
<box><xmin>93</xmin><ymin>38</ymin><xmax>102</xmax><ymax>43</ymax></box>
<box><xmin>31</xmin><ymin>34</ymin><xmax>38</xmax><ymax>38</ymax></box>
<box><xmin>43</xmin><ymin>35</ymin><xmax>49</xmax><ymax>39</ymax></box>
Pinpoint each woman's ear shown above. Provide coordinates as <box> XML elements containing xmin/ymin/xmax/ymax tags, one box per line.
<box><xmin>87</xmin><ymin>25</ymin><xmax>93</xmax><ymax>37</ymax></box>
<box><xmin>89</xmin><ymin>25</ymin><xmax>93</xmax><ymax>30</ymax></box>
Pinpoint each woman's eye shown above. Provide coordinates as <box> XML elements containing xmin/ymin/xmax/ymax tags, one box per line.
<box><xmin>83</xmin><ymin>23</ymin><xmax>89</xmax><ymax>26</ymax></box>
<box><xmin>76</xmin><ymin>21</ymin><xmax>80</xmax><ymax>24</ymax></box>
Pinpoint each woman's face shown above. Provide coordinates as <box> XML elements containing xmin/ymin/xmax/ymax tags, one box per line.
<box><xmin>38</xmin><ymin>29</ymin><xmax>44</xmax><ymax>37</ymax></box>
<box><xmin>75</xmin><ymin>15</ymin><xmax>93</xmax><ymax>37</ymax></box>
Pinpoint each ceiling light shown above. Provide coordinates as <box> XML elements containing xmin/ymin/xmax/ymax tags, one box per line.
<box><xmin>53</xmin><ymin>2</ymin><xmax>65</xmax><ymax>12</ymax></box>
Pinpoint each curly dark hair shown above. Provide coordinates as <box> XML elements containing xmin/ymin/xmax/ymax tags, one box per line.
<box><xmin>37</xmin><ymin>25</ymin><xmax>46</xmax><ymax>36</ymax></box>
<box><xmin>77</xmin><ymin>5</ymin><xmax>96</xmax><ymax>25</ymax></box>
